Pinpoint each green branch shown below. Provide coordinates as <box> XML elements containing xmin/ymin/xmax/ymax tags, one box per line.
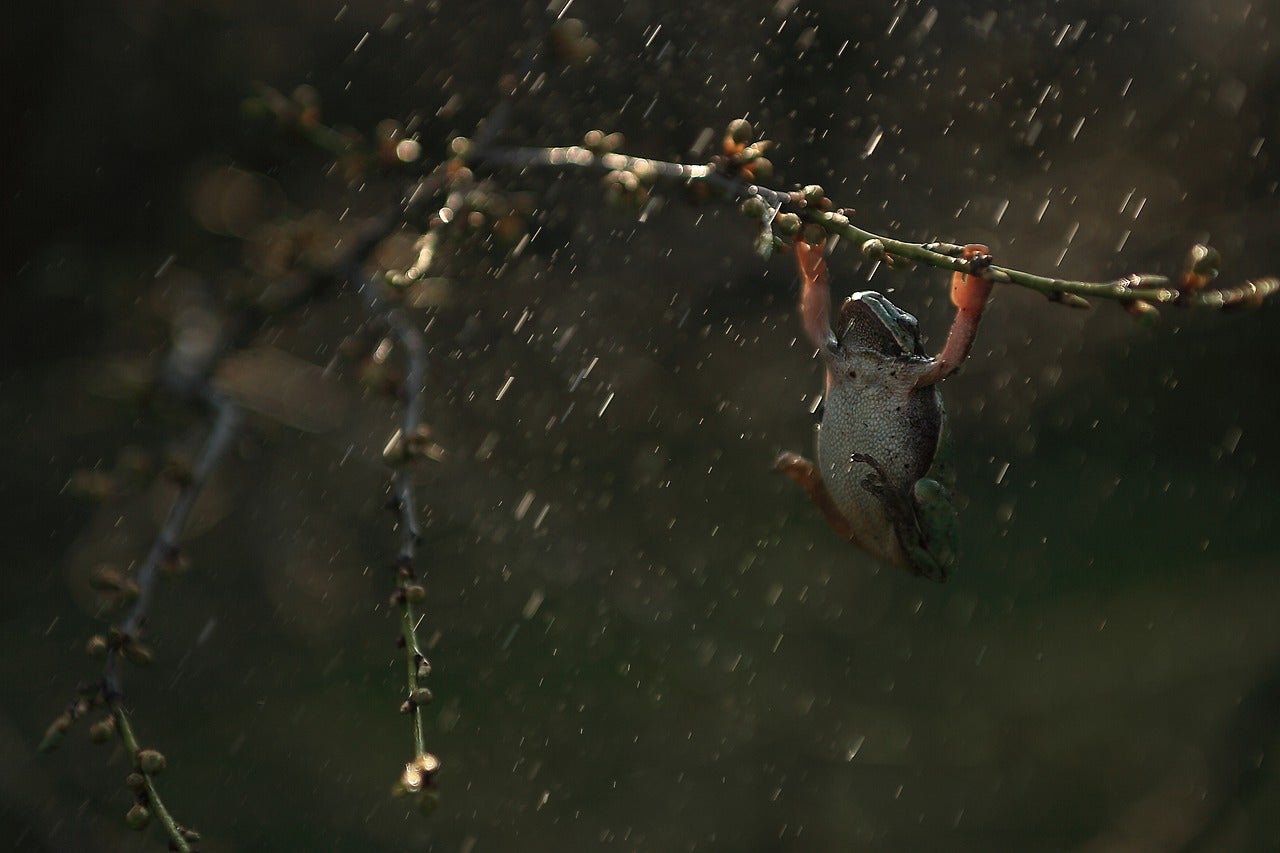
<box><xmin>466</xmin><ymin>141</ymin><xmax>1279</xmax><ymax>315</ymax></box>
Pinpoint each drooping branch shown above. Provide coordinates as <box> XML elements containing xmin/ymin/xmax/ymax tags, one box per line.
<box><xmin>46</xmin><ymin>26</ymin><xmax>552</xmax><ymax>837</ymax></box>
<box><xmin>43</xmin><ymin>391</ymin><xmax>239</xmax><ymax>851</ymax></box>
<box><xmin>358</xmin><ymin>266</ymin><xmax>442</xmax><ymax>810</ymax></box>
<box><xmin>43</xmin><ymin>135</ymin><xmax>450</xmax><ymax>852</ymax></box>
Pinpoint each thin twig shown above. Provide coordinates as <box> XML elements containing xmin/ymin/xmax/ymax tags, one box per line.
<box><xmin>108</xmin><ymin>392</ymin><xmax>239</xmax><ymax>662</ymax></box>
<box><xmin>358</xmin><ymin>266</ymin><xmax>436</xmax><ymax>775</ymax></box>
<box><xmin>388</xmin><ymin>307</ymin><xmax>430</xmax><ymax>760</ymax></box>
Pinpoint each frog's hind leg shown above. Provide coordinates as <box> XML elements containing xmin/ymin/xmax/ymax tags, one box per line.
<box><xmin>849</xmin><ymin>451</ymin><xmax>949</xmax><ymax>580</ymax></box>
<box><xmin>905</xmin><ymin>478</ymin><xmax>959</xmax><ymax>581</ymax></box>
<box><xmin>848</xmin><ymin>451</ymin><xmax>916</xmax><ymax>530</ymax></box>
<box><xmin>848</xmin><ymin>452</ymin><xmax>901</xmax><ymax>505</ymax></box>
<box><xmin>774</xmin><ymin>451</ymin><xmax>854</xmax><ymax>541</ymax></box>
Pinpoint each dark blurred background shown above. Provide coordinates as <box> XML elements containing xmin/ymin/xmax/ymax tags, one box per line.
<box><xmin>5</xmin><ymin>0</ymin><xmax>1280</xmax><ymax>850</ymax></box>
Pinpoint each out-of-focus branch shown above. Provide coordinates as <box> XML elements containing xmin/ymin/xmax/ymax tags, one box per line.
<box><xmin>99</xmin><ymin>391</ymin><xmax>236</xmax><ymax>852</ymax></box>
<box><xmin>107</xmin><ymin>392</ymin><xmax>239</xmax><ymax>675</ymax></box>
<box><xmin>43</xmin><ymin>391</ymin><xmax>238</xmax><ymax>850</ymax></box>
<box><xmin>43</xmin><ymin>118</ymin><xmax>449</xmax><ymax>849</ymax></box>
<box><xmin>359</xmin><ymin>269</ymin><xmax>442</xmax><ymax>810</ymax></box>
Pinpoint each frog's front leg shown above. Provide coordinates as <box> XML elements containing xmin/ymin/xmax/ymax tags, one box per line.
<box><xmin>914</xmin><ymin>244</ymin><xmax>993</xmax><ymax>389</ymax></box>
<box><xmin>776</xmin><ymin>240</ymin><xmax>859</xmax><ymax>542</ymax></box>
<box><xmin>793</xmin><ymin>237</ymin><xmax>839</xmax><ymax>364</ymax></box>
<box><xmin>773</xmin><ymin>451</ymin><xmax>855</xmax><ymax>542</ymax></box>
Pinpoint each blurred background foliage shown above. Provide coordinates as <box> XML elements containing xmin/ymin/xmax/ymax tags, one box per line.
<box><xmin>4</xmin><ymin>0</ymin><xmax>1280</xmax><ymax>849</ymax></box>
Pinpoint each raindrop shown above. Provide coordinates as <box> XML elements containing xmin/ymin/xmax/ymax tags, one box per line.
<box><xmin>1034</xmin><ymin>197</ymin><xmax>1051</xmax><ymax>223</ymax></box>
<box><xmin>495</xmin><ymin>375</ymin><xmax>515</xmax><ymax>401</ymax></box>
<box><xmin>993</xmin><ymin>199</ymin><xmax>1009</xmax><ymax>226</ymax></box>
<box><xmin>862</xmin><ymin>126</ymin><xmax>884</xmax><ymax>159</ymax></box>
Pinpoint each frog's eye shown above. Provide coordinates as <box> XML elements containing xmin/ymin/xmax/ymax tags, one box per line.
<box><xmin>895</xmin><ymin>311</ymin><xmax>920</xmax><ymax>338</ymax></box>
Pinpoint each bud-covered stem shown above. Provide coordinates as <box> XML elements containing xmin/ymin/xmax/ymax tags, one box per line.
<box><xmin>108</xmin><ymin>701</ymin><xmax>191</xmax><ymax>853</ymax></box>
<box><xmin>390</xmin><ymin>309</ymin><xmax>430</xmax><ymax>760</ymax></box>
<box><xmin>400</xmin><ymin>584</ymin><xmax>429</xmax><ymax>758</ymax></box>
<box><xmin>466</xmin><ymin>145</ymin><xmax>1278</xmax><ymax>312</ymax></box>
<box><xmin>356</xmin><ymin>263</ymin><xmax>435</xmax><ymax>770</ymax></box>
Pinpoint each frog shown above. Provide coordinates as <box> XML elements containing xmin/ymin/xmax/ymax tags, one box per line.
<box><xmin>774</xmin><ymin>237</ymin><xmax>994</xmax><ymax>581</ymax></box>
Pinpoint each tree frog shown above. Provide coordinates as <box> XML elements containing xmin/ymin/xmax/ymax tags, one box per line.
<box><xmin>775</xmin><ymin>238</ymin><xmax>993</xmax><ymax>581</ymax></box>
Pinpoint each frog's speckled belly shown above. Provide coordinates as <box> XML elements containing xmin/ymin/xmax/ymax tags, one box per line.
<box><xmin>817</xmin><ymin>374</ymin><xmax>939</xmax><ymax>570</ymax></box>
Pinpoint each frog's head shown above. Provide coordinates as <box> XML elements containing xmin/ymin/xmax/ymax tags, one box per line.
<box><xmin>837</xmin><ymin>291</ymin><xmax>926</xmax><ymax>358</ymax></box>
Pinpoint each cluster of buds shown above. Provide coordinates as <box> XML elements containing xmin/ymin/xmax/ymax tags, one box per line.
<box><xmin>1122</xmin><ymin>244</ymin><xmax>1228</xmax><ymax>324</ymax></box>
<box><xmin>345</xmin><ymin>332</ymin><xmax>403</xmax><ymax>397</ymax></box>
<box><xmin>38</xmin><ymin>681</ymin><xmax>102</xmax><ymax>753</ymax></box>
<box><xmin>738</xmin><ymin>184</ymin><xmax>836</xmax><ymax>257</ymax></box>
<box><xmin>382</xmin><ymin>424</ymin><xmax>446</xmax><ymax>466</ymax></box>
<box><xmin>1123</xmin><ymin>296</ymin><xmax>1162</xmax><ymax>326</ymax></box>
<box><xmin>85</xmin><ymin>628</ymin><xmax>155</xmax><ymax>667</ymax></box>
<box><xmin>88</xmin><ymin>563</ymin><xmax>141</xmax><ymax>608</ymax></box>
<box><xmin>88</xmin><ymin>714</ymin><xmax>117</xmax><ymax>744</ymax></box>
<box><xmin>66</xmin><ymin>447</ymin><xmax>156</xmax><ymax>502</ymax></box>
<box><xmin>718</xmin><ymin>119</ymin><xmax>774</xmax><ymax>183</ymax></box>
<box><xmin>160</xmin><ymin>450</ymin><xmax>196</xmax><ymax>488</ymax></box>
<box><xmin>1181</xmin><ymin>244</ymin><xmax>1221</xmax><ymax>293</ymax></box>
<box><xmin>384</xmin><ymin>233</ymin><xmax>439</xmax><ymax>290</ymax></box>
<box><xmin>858</xmin><ymin>237</ymin><xmax>910</xmax><ymax>271</ymax></box>
<box><xmin>389</xmin><ymin>560</ymin><xmax>428</xmax><ymax>615</ymax></box>
<box><xmin>583</xmin><ymin>128</ymin><xmax>625</xmax><ymax>156</ymax></box>
<box><xmin>239</xmin><ymin>84</ymin><xmax>323</xmax><ymax>131</ymax></box>
<box><xmin>250</xmin><ymin>85</ymin><xmax>364</xmax><ymax>174</ymax></box>
<box><xmin>584</xmin><ymin>129</ymin><xmax>655</xmax><ymax>210</ymax></box>
<box><xmin>66</xmin><ymin>468</ymin><xmax>126</xmax><ymax>502</ymax></box>
<box><xmin>244</xmin><ymin>85</ymin><xmax>427</xmax><ymax>183</ymax></box>
<box><xmin>372</xmin><ymin>119</ymin><xmax>424</xmax><ymax>169</ymax></box>
<box><xmin>398</xmin><ymin>683</ymin><xmax>433</xmax><ymax>714</ymax></box>
<box><xmin>386</xmin><ymin>560</ymin><xmax>439</xmax><ymax>812</ymax></box>
<box><xmin>548</xmin><ymin>18</ymin><xmax>598</xmax><ymax>65</ymax></box>
<box><xmin>602</xmin><ymin>166</ymin><xmax>654</xmax><ymax>210</ymax></box>
<box><xmin>287</xmin><ymin>84</ymin><xmax>322</xmax><ymax>130</ymax></box>
<box><xmin>122</xmin><ymin>748</ymin><xmax>201</xmax><ymax>845</ymax></box>
<box><xmin>246</xmin><ymin>213</ymin><xmax>339</xmax><ymax>284</ymax></box>
<box><xmin>432</xmin><ymin>145</ymin><xmax>536</xmax><ymax>248</ymax></box>
<box><xmin>124</xmin><ymin>752</ymin><xmax>164</xmax><ymax>831</ymax></box>
<box><xmin>393</xmin><ymin>752</ymin><xmax>442</xmax><ymax>815</ymax></box>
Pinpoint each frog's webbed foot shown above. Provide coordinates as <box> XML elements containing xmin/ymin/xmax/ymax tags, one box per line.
<box><xmin>914</xmin><ymin>245</ymin><xmax>994</xmax><ymax>389</ymax></box>
<box><xmin>849</xmin><ymin>451</ymin><xmax>913</xmax><ymax>519</ymax></box>
<box><xmin>906</xmin><ymin>478</ymin><xmax>958</xmax><ymax>581</ymax></box>
<box><xmin>848</xmin><ymin>452</ymin><xmax>897</xmax><ymax>499</ymax></box>
<box><xmin>774</xmin><ymin>451</ymin><xmax>854</xmax><ymax>541</ymax></box>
